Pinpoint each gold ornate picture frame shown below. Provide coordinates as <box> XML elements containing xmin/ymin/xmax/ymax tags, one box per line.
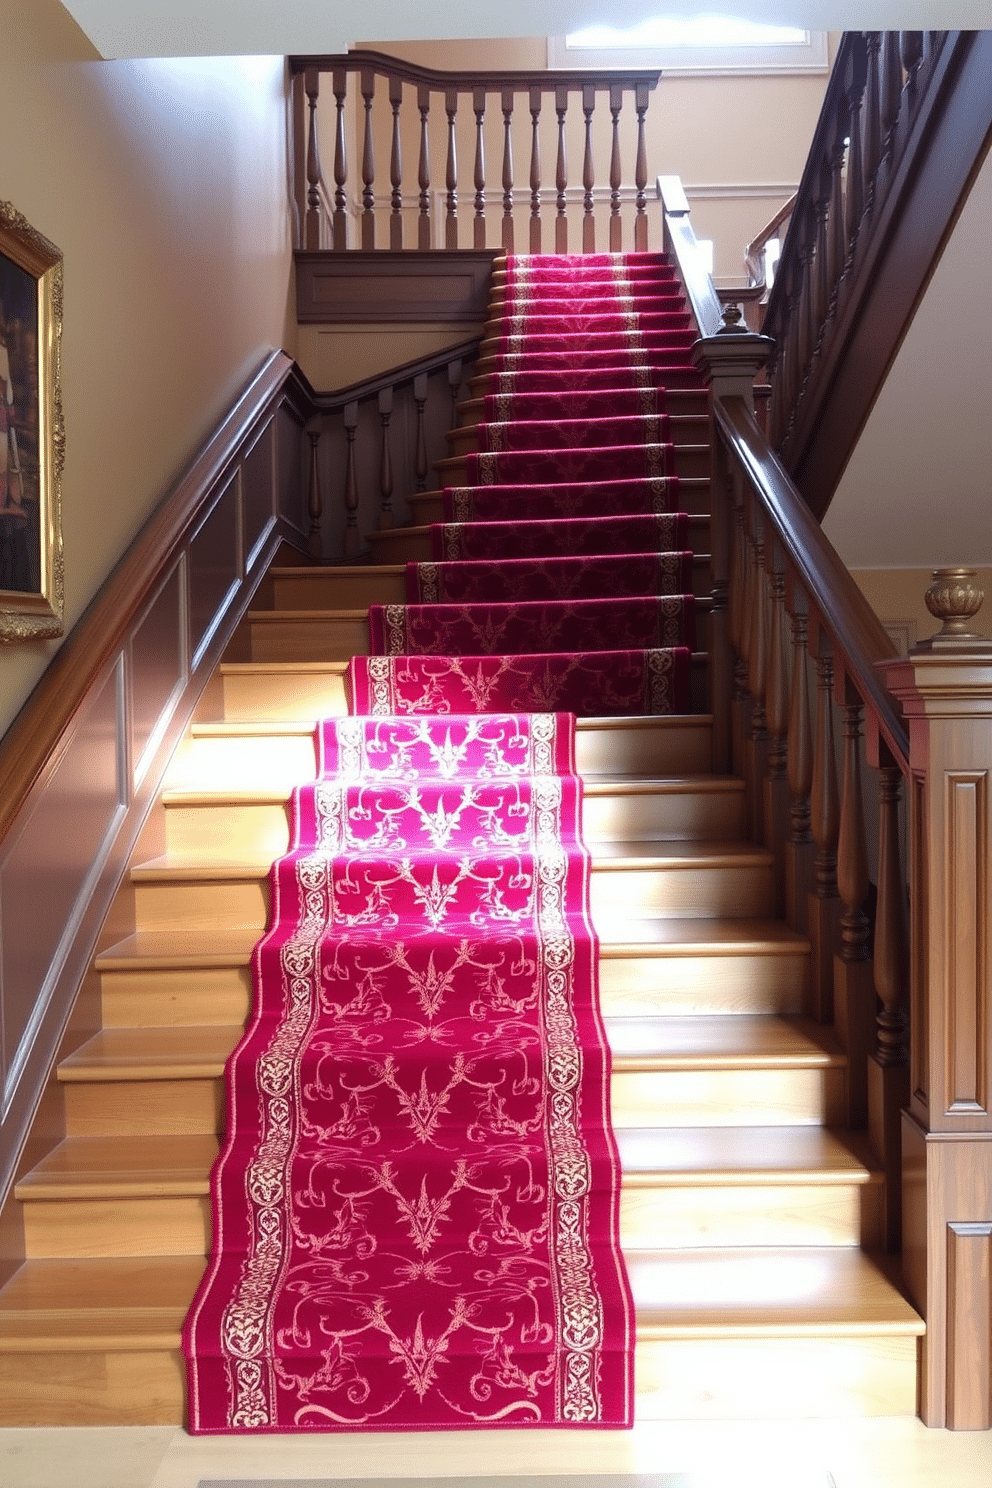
<box><xmin>0</xmin><ymin>201</ymin><xmax>64</xmax><ymax>642</ymax></box>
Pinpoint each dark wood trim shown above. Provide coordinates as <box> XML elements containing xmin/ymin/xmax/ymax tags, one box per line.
<box><xmin>288</xmin><ymin>50</ymin><xmax>661</xmax><ymax>94</ymax></box>
<box><xmin>314</xmin><ymin>336</ymin><xmax>481</xmax><ymax>406</ymax></box>
<box><xmin>774</xmin><ymin>31</ymin><xmax>992</xmax><ymax>519</ymax></box>
<box><xmin>295</xmin><ymin>251</ymin><xmax>499</xmax><ymax>324</ymax></box>
<box><xmin>713</xmin><ymin>394</ymin><xmax>909</xmax><ymax>773</ymax></box>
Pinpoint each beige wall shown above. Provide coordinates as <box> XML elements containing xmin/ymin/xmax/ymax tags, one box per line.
<box><xmin>0</xmin><ymin>0</ymin><xmax>295</xmax><ymax>738</ymax></box>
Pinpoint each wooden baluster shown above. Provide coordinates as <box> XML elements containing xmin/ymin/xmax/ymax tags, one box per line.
<box><xmin>869</xmin><ymin>751</ymin><xmax>910</xmax><ymax>1250</ymax></box>
<box><xmin>811</xmin><ymin>156</ymin><xmax>832</xmax><ymax>355</ymax></box>
<box><xmin>825</xmin><ymin>95</ymin><xmax>850</xmax><ymax>321</ymax></box>
<box><xmin>447</xmin><ymin>357</ymin><xmax>463</xmax><ymax>428</ymax></box>
<box><xmin>708</xmin><ymin>451</ymin><xmax>733</xmax><ymax>776</ymax></box>
<box><xmin>417</xmin><ymin>85</ymin><xmax>432</xmax><ymax>250</ymax></box>
<box><xmin>764</xmin><ymin>566</ymin><xmax>791</xmax><ymax>912</ymax></box>
<box><xmin>529</xmin><ymin>86</ymin><xmax>542</xmax><ymax>255</ymax></box>
<box><xmin>880</xmin><ymin>29</ymin><xmax>904</xmax><ymax>164</ymax></box>
<box><xmin>844</xmin><ymin>38</ymin><xmax>868</xmax><ymax>268</ymax></box>
<box><xmin>798</xmin><ymin>202</ymin><xmax>817</xmax><ymax>385</ymax></box>
<box><xmin>377</xmin><ymin>387</ymin><xmax>393</xmax><ymax>530</ymax></box>
<box><xmin>389</xmin><ymin>75</ymin><xmax>403</xmax><ymax>250</ymax></box>
<box><xmin>343</xmin><ymin>401</ymin><xmax>360</xmax><ymax>558</ymax></box>
<box><xmin>501</xmin><ymin>88</ymin><xmax>515</xmax><ymax>253</ymax></box>
<box><xmin>304</xmin><ymin>67</ymin><xmax>324</xmax><ymax>251</ymax></box>
<box><xmin>331</xmin><ymin>68</ymin><xmax>349</xmax><ymax>251</ymax></box>
<box><xmin>729</xmin><ymin>496</ymin><xmax>751</xmax><ymax>780</ymax></box>
<box><xmin>901</xmin><ymin>31</ymin><xmax>924</xmax><ymax>109</ymax></box>
<box><xmin>746</xmin><ymin>525</ymin><xmax>769</xmax><ymax>842</ymax></box>
<box><xmin>861</xmin><ymin>32</ymin><xmax>883</xmax><ymax>218</ymax></box>
<box><xmin>835</xmin><ymin>690</ymin><xmax>874</xmax><ymax>1127</ymax></box>
<box><xmin>306</xmin><ymin>421</ymin><xmax>322</xmax><ymax>559</ymax></box>
<box><xmin>445</xmin><ymin>87</ymin><xmax>458</xmax><ymax>250</ymax></box>
<box><xmin>473</xmin><ymin>86</ymin><xmax>486</xmax><ymax>250</ymax></box>
<box><xmin>634</xmin><ymin>82</ymin><xmax>649</xmax><ymax>251</ymax></box>
<box><xmin>785</xmin><ymin>607</ymin><xmax>814</xmax><ymax>939</ymax></box>
<box><xmin>555</xmin><ymin>85</ymin><xmax>568</xmax><ymax>254</ymax></box>
<box><xmin>582</xmin><ymin>84</ymin><xmax>596</xmax><ymax>253</ymax></box>
<box><xmin>809</xmin><ymin>647</ymin><xmax>841</xmax><ymax>1023</ymax></box>
<box><xmin>361</xmin><ymin>69</ymin><xmax>376</xmax><ymax>250</ymax></box>
<box><xmin>608</xmin><ymin>82</ymin><xmax>623</xmax><ymax>252</ymax></box>
<box><xmin>413</xmin><ymin>373</ymin><xmax>429</xmax><ymax>492</ymax></box>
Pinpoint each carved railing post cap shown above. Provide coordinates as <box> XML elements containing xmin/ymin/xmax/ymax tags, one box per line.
<box><xmin>914</xmin><ymin>567</ymin><xmax>990</xmax><ymax>651</ymax></box>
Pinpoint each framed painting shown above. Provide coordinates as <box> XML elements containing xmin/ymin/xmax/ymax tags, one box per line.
<box><xmin>0</xmin><ymin>200</ymin><xmax>64</xmax><ymax>642</ymax></box>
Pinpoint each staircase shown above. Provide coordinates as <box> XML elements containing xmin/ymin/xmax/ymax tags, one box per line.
<box><xmin>0</xmin><ymin>269</ymin><xmax>923</xmax><ymax>1428</ymax></box>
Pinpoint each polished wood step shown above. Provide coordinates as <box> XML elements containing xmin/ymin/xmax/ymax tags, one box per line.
<box><xmin>631</xmin><ymin>1247</ymin><xmax>923</xmax><ymax>1419</ymax></box>
<box><xmin>212</xmin><ymin>660</ymin><xmax>350</xmax><ymax>721</ymax></box>
<box><xmin>158</xmin><ymin>775</ymin><xmax>747</xmax><ymax>860</ymax></box>
<box><xmin>95</xmin><ymin>917</ymin><xmax>809</xmax><ymax>1028</ymax></box>
<box><xmin>608</xmin><ymin>1015</ymin><xmax>847</xmax><ymax>1128</ymax></box>
<box><xmin>435</xmin><ymin>443</ymin><xmax>711</xmax><ymax>485</ymax></box>
<box><xmin>456</xmin><ymin>388</ymin><xmax>710</xmax><ymax>424</ymax></box>
<box><xmin>405</xmin><ymin>484</ymin><xmax>713</xmax><ymax>526</ymax></box>
<box><xmin>15</xmin><ymin>1125</ymin><xmax>880</xmax><ymax>1259</ymax></box>
<box><xmin>172</xmin><ymin>714</ymin><xmax>717</xmax><ymax>785</ymax></box>
<box><xmin>445</xmin><ymin>412</ymin><xmax>711</xmax><ymax>459</ymax></box>
<box><xmin>0</xmin><ymin>1247</ymin><xmax>921</xmax><ymax>1424</ymax></box>
<box><xmin>56</xmin><ymin>1014</ymin><xmax>843</xmax><ymax>1137</ymax></box>
<box><xmin>262</xmin><ymin>564</ymin><xmax>406</xmax><ymax>609</ymax></box>
<box><xmin>125</xmin><ymin>836</ymin><xmax>774</xmax><ymax>933</ymax></box>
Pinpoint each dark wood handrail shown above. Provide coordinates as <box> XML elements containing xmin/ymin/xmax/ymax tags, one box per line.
<box><xmin>745</xmin><ymin>191</ymin><xmax>796</xmax><ymax>287</ymax></box>
<box><xmin>657</xmin><ymin>175</ymin><xmax>723</xmax><ymax>337</ymax></box>
<box><xmin>713</xmin><ymin>394</ymin><xmax>909</xmax><ymax>773</ymax></box>
<box><xmin>314</xmin><ymin>336</ymin><xmax>482</xmax><ymax>409</ymax></box>
<box><xmin>289</xmin><ymin>50</ymin><xmax>661</xmax><ymax>95</ymax></box>
<box><xmin>0</xmin><ymin>353</ymin><xmax>301</xmax><ymax>845</ymax></box>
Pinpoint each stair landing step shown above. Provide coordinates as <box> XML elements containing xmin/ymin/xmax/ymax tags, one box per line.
<box><xmin>0</xmin><ymin>1257</ymin><xmax>202</xmax><ymax>1349</ymax></box>
<box><xmin>629</xmin><ymin>1248</ymin><xmax>924</xmax><ymax>1337</ymax></box>
<box><xmin>15</xmin><ymin>1134</ymin><xmax>219</xmax><ymax>1199</ymax></box>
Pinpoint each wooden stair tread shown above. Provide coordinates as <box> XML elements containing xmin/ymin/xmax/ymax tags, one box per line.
<box><xmin>96</xmin><ymin>916</ymin><xmax>805</xmax><ymax>973</ymax></box>
<box><xmin>592</xmin><ymin>839</ymin><xmax>772</xmax><ymax>865</ymax></box>
<box><xmin>160</xmin><ymin>774</ymin><xmax>743</xmax><ymax>808</ymax></box>
<box><xmin>60</xmin><ymin>1015</ymin><xmax>840</xmax><ymax>1083</ymax></box>
<box><xmin>605</xmin><ymin>1015</ymin><xmax>844</xmax><ymax>1069</ymax></box>
<box><xmin>96</xmin><ymin>929</ymin><xmax>259</xmax><ymax>970</ymax></box>
<box><xmin>615</xmin><ymin>1126</ymin><xmax>878</xmax><ymax>1185</ymax></box>
<box><xmin>0</xmin><ymin>1257</ymin><xmax>203</xmax><ymax>1349</ymax></box>
<box><xmin>190</xmin><ymin>713</ymin><xmax>712</xmax><ymax>740</ymax></box>
<box><xmin>266</xmin><ymin>564</ymin><xmax>405</xmax><ymax>579</ymax></box>
<box><xmin>58</xmin><ymin>1026</ymin><xmax>241</xmax><ymax>1081</ymax></box>
<box><xmin>15</xmin><ymin>1135</ymin><xmax>219</xmax><ymax>1198</ymax></box>
<box><xmin>628</xmin><ymin>1248</ymin><xmax>925</xmax><ymax>1337</ymax></box>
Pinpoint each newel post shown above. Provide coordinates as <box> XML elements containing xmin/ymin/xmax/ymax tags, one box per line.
<box><xmin>880</xmin><ymin>571</ymin><xmax>992</xmax><ymax>1430</ymax></box>
<box><xmin>690</xmin><ymin>309</ymin><xmax>773</xmax><ymax>778</ymax></box>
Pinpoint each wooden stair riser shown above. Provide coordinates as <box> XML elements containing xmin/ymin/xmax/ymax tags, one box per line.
<box><xmin>0</xmin><ymin>1350</ymin><xmax>186</xmax><ymax>1427</ymax></box>
<box><xmin>63</xmin><ymin>1079</ymin><xmax>223</xmax><ymax>1138</ymax></box>
<box><xmin>170</xmin><ymin>718</ymin><xmax>717</xmax><ymax>792</ymax></box>
<box><xmin>264</xmin><ymin>567</ymin><xmax>406</xmax><ymax>609</ymax></box>
<box><xmin>217</xmin><ymin>664</ymin><xmax>349</xmax><ymax>721</ymax></box>
<box><xmin>634</xmin><ymin>1335</ymin><xmax>918</xmax><ymax>1419</ymax></box>
<box><xmin>612</xmin><ymin>1066</ymin><xmax>846</xmax><ymax>1128</ymax></box>
<box><xmin>456</xmin><ymin>389</ymin><xmax>709</xmax><ymax>424</ymax></box>
<box><xmin>406</xmin><ymin>482</ymin><xmax>713</xmax><ymax>526</ymax></box>
<box><xmin>97</xmin><ymin>943</ymin><xmax>809</xmax><ymax>1028</ymax></box>
<box><xmin>599</xmin><ymin>948</ymin><xmax>809</xmax><ymax>1018</ymax></box>
<box><xmin>129</xmin><ymin>856</ymin><xmax>773</xmax><ymax>933</ymax></box>
<box><xmin>159</xmin><ymin>781</ymin><xmax>747</xmax><ymax>859</ymax></box>
<box><xmin>100</xmin><ymin>964</ymin><xmax>253</xmax><ymax>1028</ymax></box>
<box><xmin>620</xmin><ymin>1181</ymin><xmax>882</xmax><ymax>1251</ymax></box>
<box><xmin>17</xmin><ymin>1173</ymin><xmax>881</xmax><ymax>1261</ymax></box>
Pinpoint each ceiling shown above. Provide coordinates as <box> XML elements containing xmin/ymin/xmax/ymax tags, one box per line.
<box><xmin>59</xmin><ymin>0</ymin><xmax>992</xmax><ymax>59</ymax></box>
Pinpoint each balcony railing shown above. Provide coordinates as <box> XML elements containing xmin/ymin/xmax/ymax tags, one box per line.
<box><xmin>289</xmin><ymin>52</ymin><xmax>660</xmax><ymax>256</ymax></box>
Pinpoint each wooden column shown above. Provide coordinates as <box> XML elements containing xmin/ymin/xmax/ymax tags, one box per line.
<box><xmin>808</xmin><ymin>644</ymin><xmax>841</xmax><ymax>1023</ymax></box>
<box><xmin>690</xmin><ymin>320</ymin><xmax>773</xmax><ymax>785</ymax></box>
<box><xmin>881</xmin><ymin>574</ymin><xmax>992</xmax><ymax>1428</ymax></box>
<box><xmin>785</xmin><ymin>603</ymin><xmax>814</xmax><ymax>939</ymax></box>
<box><xmin>833</xmin><ymin>686</ymin><xmax>875</xmax><ymax>1127</ymax></box>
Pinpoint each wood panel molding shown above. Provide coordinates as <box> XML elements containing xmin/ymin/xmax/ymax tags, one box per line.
<box><xmin>0</xmin><ymin>352</ymin><xmax>315</xmax><ymax>1223</ymax></box>
<box><xmin>295</xmin><ymin>251</ymin><xmax>499</xmax><ymax>324</ymax></box>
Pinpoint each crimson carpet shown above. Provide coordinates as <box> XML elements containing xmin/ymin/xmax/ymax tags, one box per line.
<box><xmin>184</xmin><ymin>251</ymin><xmax>703</xmax><ymax>1432</ymax></box>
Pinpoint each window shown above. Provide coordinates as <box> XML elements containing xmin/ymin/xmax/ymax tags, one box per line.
<box><xmin>548</xmin><ymin>18</ymin><xmax>829</xmax><ymax>76</ymax></box>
